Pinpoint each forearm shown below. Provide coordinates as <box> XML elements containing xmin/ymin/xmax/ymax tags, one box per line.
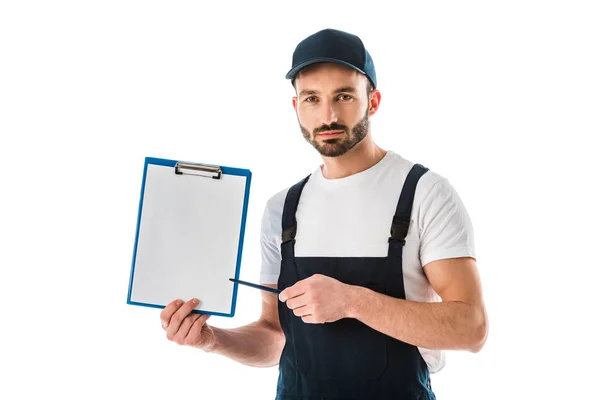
<box><xmin>347</xmin><ymin>286</ymin><xmax>487</xmax><ymax>352</ymax></box>
<box><xmin>206</xmin><ymin>319</ymin><xmax>285</xmax><ymax>368</ymax></box>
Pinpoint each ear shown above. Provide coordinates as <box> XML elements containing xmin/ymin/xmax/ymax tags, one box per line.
<box><xmin>292</xmin><ymin>96</ymin><xmax>298</xmax><ymax>111</ymax></box>
<box><xmin>368</xmin><ymin>89</ymin><xmax>381</xmax><ymax>116</ymax></box>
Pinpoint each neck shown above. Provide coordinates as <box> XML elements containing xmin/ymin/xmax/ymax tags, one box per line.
<box><xmin>320</xmin><ymin>137</ymin><xmax>387</xmax><ymax>179</ymax></box>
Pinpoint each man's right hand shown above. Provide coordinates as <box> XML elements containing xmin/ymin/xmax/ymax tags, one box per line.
<box><xmin>160</xmin><ymin>298</ymin><xmax>216</xmax><ymax>351</ymax></box>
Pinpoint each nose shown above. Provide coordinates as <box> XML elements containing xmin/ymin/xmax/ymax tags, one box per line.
<box><xmin>319</xmin><ymin>101</ymin><xmax>338</xmax><ymax>127</ymax></box>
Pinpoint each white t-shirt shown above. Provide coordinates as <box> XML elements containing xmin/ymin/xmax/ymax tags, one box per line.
<box><xmin>259</xmin><ymin>150</ymin><xmax>476</xmax><ymax>374</ymax></box>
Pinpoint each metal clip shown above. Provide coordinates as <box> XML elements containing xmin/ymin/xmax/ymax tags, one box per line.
<box><xmin>174</xmin><ymin>161</ymin><xmax>222</xmax><ymax>179</ymax></box>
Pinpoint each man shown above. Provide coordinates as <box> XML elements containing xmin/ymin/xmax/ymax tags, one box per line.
<box><xmin>160</xmin><ymin>28</ymin><xmax>488</xmax><ymax>399</ymax></box>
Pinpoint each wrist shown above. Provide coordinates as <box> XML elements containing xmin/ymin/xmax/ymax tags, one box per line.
<box><xmin>200</xmin><ymin>326</ymin><xmax>221</xmax><ymax>354</ymax></box>
<box><xmin>345</xmin><ymin>284</ymin><xmax>366</xmax><ymax>320</ymax></box>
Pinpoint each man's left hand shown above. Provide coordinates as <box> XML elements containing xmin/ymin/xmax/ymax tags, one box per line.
<box><xmin>279</xmin><ymin>274</ymin><xmax>353</xmax><ymax>324</ymax></box>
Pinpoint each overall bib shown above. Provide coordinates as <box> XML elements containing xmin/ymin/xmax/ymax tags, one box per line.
<box><xmin>276</xmin><ymin>163</ymin><xmax>436</xmax><ymax>400</ymax></box>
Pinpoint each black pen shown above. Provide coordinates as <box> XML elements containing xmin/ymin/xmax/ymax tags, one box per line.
<box><xmin>229</xmin><ymin>278</ymin><xmax>282</xmax><ymax>294</ymax></box>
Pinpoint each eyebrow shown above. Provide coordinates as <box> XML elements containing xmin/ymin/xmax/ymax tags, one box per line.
<box><xmin>299</xmin><ymin>86</ymin><xmax>358</xmax><ymax>97</ymax></box>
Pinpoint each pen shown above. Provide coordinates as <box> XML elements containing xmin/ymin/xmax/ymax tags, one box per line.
<box><xmin>229</xmin><ymin>278</ymin><xmax>282</xmax><ymax>294</ymax></box>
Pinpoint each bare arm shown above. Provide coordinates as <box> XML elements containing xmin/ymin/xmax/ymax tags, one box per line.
<box><xmin>161</xmin><ymin>284</ymin><xmax>285</xmax><ymax>368</ymax></box>
<box><xmin>347</xmin><ymin>257</ymin><xmax>488</xmax><ymax>352</ymax></box>
<box><xmin>207</xmin><ymin>284</ymin><xmax>285</xmax><ymax>367</ymax></box>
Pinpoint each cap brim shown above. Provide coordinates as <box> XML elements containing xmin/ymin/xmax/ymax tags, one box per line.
<box><xmin>285</xmin><ymin>57</ymin><xmax>367</xmax><ymax>80</ymax></box>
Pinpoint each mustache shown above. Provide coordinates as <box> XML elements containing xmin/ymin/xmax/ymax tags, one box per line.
<box><xmin>314</xmin><ymin>123</ymin><xmax>348</xmax><ymax>134</ymax></box>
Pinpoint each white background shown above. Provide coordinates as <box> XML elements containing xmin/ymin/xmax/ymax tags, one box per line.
<box><xmin>1</xmin><ymin>1</ymin><xmax>598</xmax><ymax>399</ymax></box>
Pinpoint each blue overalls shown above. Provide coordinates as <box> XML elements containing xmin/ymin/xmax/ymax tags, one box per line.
<box><xmin>276</xmin><ymin>163</ymin><xmax>436</xmax><ymax>400</ymax></box>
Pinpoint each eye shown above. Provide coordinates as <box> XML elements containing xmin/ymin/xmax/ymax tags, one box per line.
<box><xmin>338</xmin><ymin>94</ymin><xmax>353</xmax><ymax>101</ymax></box>
<box><xmin>305</xmin><ymin>96</ymin><xmax>318</xmax><ymax>103</ymax></box>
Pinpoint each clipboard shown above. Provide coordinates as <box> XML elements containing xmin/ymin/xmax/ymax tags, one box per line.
<box><xmin>127</xmin><ymin>156</ymin><xmax>251</xmax><ymax>317</ymax></box>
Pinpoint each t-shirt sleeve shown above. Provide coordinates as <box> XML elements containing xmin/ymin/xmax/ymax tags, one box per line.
<box><xmin>418</xmin><ymin>178</ymin><xmax>477</xmax><ymax>267</ymax></box>
<box><xmin>259</xmin><ymin>197</ymin><xmax>283</xmax><ymax>284</ymax></box>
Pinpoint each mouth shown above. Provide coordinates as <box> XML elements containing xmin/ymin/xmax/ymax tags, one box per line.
<box><xmin>318</xmin><ymin>130</ymin><xmax>344</xmax><ymax>138</ymax></box>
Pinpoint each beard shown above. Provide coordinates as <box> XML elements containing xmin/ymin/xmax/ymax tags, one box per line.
<box><xmin>299</xmin><ymin>106</ymin><xmax>370</xmax><ymax>157</ymax></box>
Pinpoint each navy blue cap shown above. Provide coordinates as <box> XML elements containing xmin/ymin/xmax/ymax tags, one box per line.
<box><xmin>285</xmin><ymin>28</ymin><xmax>377</xmax><ymax>89</ymax></box>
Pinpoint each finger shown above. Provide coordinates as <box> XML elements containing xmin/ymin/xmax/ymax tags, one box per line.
<box><xmin>173</xmin><ymin>313</ymin><xmax>202</xmax><ymax>344</ymax></box>
<box><xmin>187</xmin><ymin>314</ymin><xmax>211</xmax><ymax>342</ymax></box>
<box><xmin>160</xmin><ymin>299</ymin><xmax>184</xmax><ymax>330</ymax></box>
<box><xmin>286</xmin><ymin>294</ymin><xmax>308</xmax><ymax>310</ymax></box>
<box><xmin>301</xmin><ymin>314</ymin><xmax>317</xmax><ymax>324</ymax></box>
<box><xmin>166</xmin><ymin>298</ymin><xmax>199</xmax><ymax>339</ymax></box>
<box><xmin>292</xmin><ymin>305</ymin><xmax>311</xmax><ymax>317</ymax></box>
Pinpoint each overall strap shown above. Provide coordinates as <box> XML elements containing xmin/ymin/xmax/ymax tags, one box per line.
<box><xmin>388</xmin><ymin>163</ymin><xmax>429</xmax><ymax>256</ymax></box>
<box><xmin>281</xmin><ymin>174</ymin><xmax>311</xmax><ymax>260</ymax></box>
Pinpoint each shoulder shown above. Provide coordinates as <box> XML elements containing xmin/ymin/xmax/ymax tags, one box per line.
<box><xmin>384</xmin><ymin>151</ymin><xmax>468</xmax><ymax>220</ymax></box>
<box><xmin>262</xmin><ymin>173</ymin><xmax>314</xmax><ymax>218</ymax></box>
<box><xmin>264</xmin><ymin>186</ymin><xmax>288</xmax><ymax>215</ymax></box>
<box><xmin>385</xmin><ymin>151</ymin><xmax>448</xmax><ymax>196</ymax></box>
<box><xmin>268</xmin><ymin>172</ymin><xmax>313</xmax><ymax>204</ymax></box>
